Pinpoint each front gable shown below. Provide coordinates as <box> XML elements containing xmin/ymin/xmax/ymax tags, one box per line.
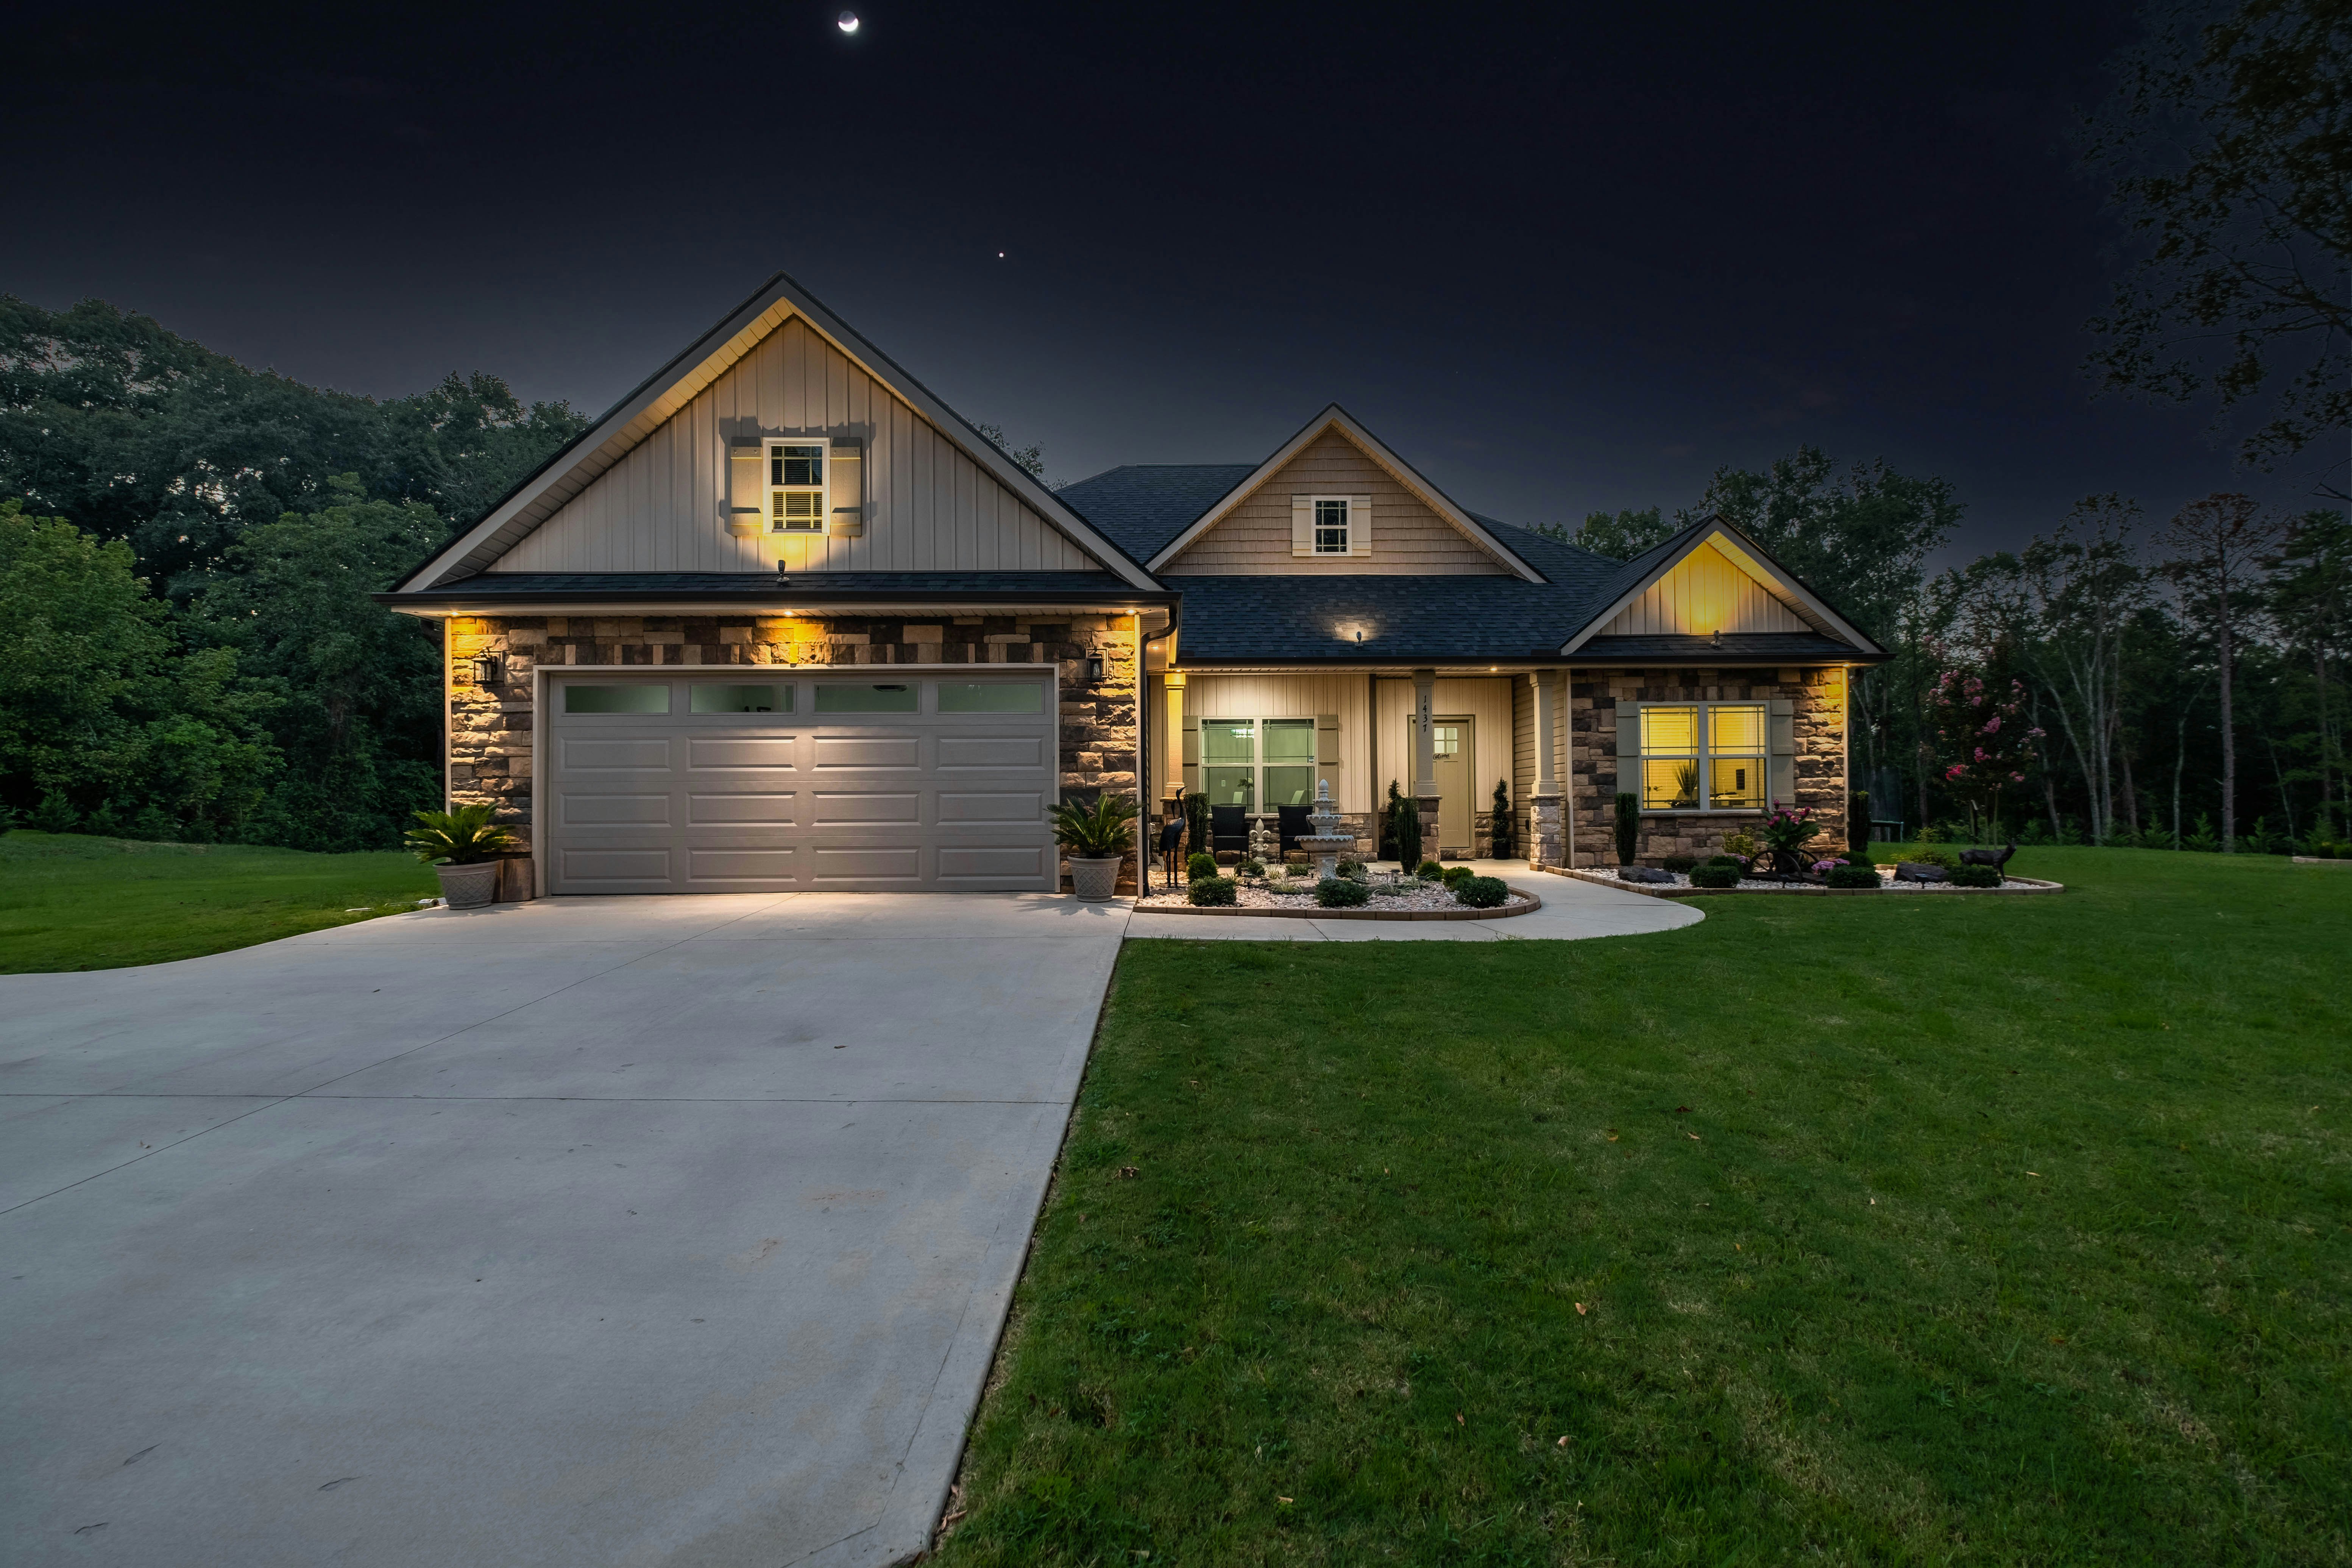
<box><xmin>1151</xmin><ymin>409</ymin><xmax>1544</xmax><ymax>582</ymax></box>
<box><xmin>396</xmin><ymin>271</ymin><xmax>1158</xmax><ymax>593</ymax></box>
<box><xmin>1561</xmin><ymin>520</ymin><xmax>1883</xmax><ymax>655</ymax></box>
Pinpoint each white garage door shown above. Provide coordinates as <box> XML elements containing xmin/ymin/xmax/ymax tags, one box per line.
<box><xmin>544</xmin><ymin>672</ymin><xmax>1058</xmax><ymax>894</ymax></box>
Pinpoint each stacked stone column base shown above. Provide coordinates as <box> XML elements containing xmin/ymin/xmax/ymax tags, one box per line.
<box><xmin>1527</xmin><ymin>796</ymin><xmax>1564</xmax><ymax>868</ymax></box>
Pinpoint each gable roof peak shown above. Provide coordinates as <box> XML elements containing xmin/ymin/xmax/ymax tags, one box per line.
<box><xmin>1141</xmin><ymin>404</ymin><xmax>1547</xmax><ymax>583</ymax></box>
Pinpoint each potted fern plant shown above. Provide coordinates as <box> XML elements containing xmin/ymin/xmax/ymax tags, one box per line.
<box><xmin>405</xmin><ymin>804</ymin><xmax>520</xmax><ymax>909</ymax></box>
<box><xmin>1050</xmin><ymin>792</ymin><xmax>1140</xmax><ymax>901</ymax></box>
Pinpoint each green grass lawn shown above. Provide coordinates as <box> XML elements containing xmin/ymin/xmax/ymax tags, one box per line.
<box><xmin>940</xmin><ymin>848</ymin><xmax>2351</xmax><ymax>1565</ymax></box>
<box><xmin>0</xmin><ymin>830</ymin><xmax>438</xmax><ymax>973</ymax></box>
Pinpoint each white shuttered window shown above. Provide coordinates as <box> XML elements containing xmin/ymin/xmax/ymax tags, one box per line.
<box><xmin>769</xmin><ymin>440</ymin><xmax>828</xmax><ymax>533</ymax></box>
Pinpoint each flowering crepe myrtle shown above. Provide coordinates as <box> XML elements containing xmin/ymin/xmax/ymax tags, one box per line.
<box><xmin>1934</xmin><ymin>670</ymin><xmax>2039</xmax><ymax>828</ymax></box>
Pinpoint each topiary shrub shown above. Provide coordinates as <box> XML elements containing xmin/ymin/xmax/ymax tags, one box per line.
<box><xmin>1315</xmin><ymin>876</ymin><xmax>1370</xmax><ymax>908</ymax></box>
<box><xmin>1442</xmin><ymin>864</ymin><xmax>1475</xmax><ymax>888</ymax></box>
<box><xmin>1689</xmin><ymin>863</ymin><xmax>1741</xmax><ymax>889</ymax></box>
<box><xmin>1416</xmin><ymin>860</ymin><xmax>1444</xmax><ymax>880</ymax></box>
<box><xmin>1452</xmin><ymin>875</ymin><xmax>1508</xmax><ymax>908</ymax></box>
<box><xmin>1615</xmin><ymin>792</ymin><xmax>1640</xmax><ymax>865</ymax></box>
<box><xmin>1702</xmin><ymin>853</ymin><xmax>1745</xmax><ymax>869</ymax></box>
<box><xmin>1187</xmin><ymin>852</ymin><xmax>1218</xmax><ymax>881</ymax></box>
<box><xmin>1824</xmin><ymin>864</ymin><xmax>1880</xmax><ymax>889</ymax></box>
<box><xmin>1187</xmin><ymin>874</ymin><xmax>1237</xmax><ymax>906</ymax></box>
<box><xmin>1948</xmin><ymin>864</ymin><xmax>2003</xmax><ymax>889</ymax></box>
<box><xmin>1661</xmin><ymin>854</ymin><xmax>1698</xmax><ymax>873</ymax></box>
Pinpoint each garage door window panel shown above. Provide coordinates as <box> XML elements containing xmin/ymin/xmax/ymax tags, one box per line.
<box><xmin>565</xmin><ymin>684</ymin><xmax>670</xmax><ymax>715</ymax></box>
<box><xmin>816</xmin><ymin>683</ymin><xmax>919</xmax><ymax>713</ymax></box>
<box><xmin>937</xmin><ymin>682</ymin><xmax>1044</xmax><ymax>714</ymax></box>
<box><xmin>690</xmin><ymin>683</ymin><xmax>790</xmax><ymax>714</ymax></box>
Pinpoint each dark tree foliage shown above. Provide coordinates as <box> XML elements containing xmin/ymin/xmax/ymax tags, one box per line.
<box><xmin>2081</xmin><ymin>0</ymin><xmax>2352</xmax><ymax>487</ymax></box>
<box><xmin>0</xmin><ymin>297</ymin><xmax>588</xmax><ymax>593</ymax></box>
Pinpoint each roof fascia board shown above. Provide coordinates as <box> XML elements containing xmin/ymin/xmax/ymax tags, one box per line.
<box><xmin>395</xmin><ymin>270</ymin><xmax>1163</xmax><ymax>595</ymax></box>
<box><xmin>1557</xmin><ymin>519</ymin><xmax>1884</xmax><ymax>655</ymax></box>
<box><xmin>1144</xmin><ymin>405</ymin><xmax>1546</xmax><ymax>583</ymax></box>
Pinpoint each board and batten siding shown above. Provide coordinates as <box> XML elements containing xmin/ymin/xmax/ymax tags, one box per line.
<box><xmin>1372</xmin><ymin>677</ymin><xmax>1515</xmax><ymax>807</ymax></box>
<box><xmin>491</xmin><ymin>316</ymin><xmax>1101</xmax><ymax>576</ymax></box>
<box><xmin>1598</xmin><ymin>539</ymin><xmax>1807</xmax><ymax>637</ymax></box>
<box><xmin>1160</xmin><ymin>429</ymin><xmax>1511</xmax><ymax>577</ymax></box>
<box><xmin>1182</xmin><ymin>673</ymin><xmax>1374</xmax><ymax>814</ymax></box>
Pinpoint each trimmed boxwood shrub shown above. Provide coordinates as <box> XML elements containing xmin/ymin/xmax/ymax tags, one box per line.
<box><xmin>1452</xmin><ymin>875</ymin><xmax>1509</xmax><ymax>908</ymax></box>
<box><xmin>1702</xmin><ymin>854</ymin><xmax>1745</xmax><ymax>869</ymax></box>
<box><xmin>1315</xmin><ymin>875</ymin><xmax>1371</xmax><ymax>908</ymax></box>
<box><xmin>1689</xmin><ymin>863</ymin><xmax>1742</xmax><ymax>889</ymax></box>
<box><xmin>1661</xmin><ymin>854</ymin><xmax>1698</xmax><ymax>873</ymax></box>
<box><xmin>1416</xmin><ymin>860</ymin><xmax>1444</xmax><ymax>880</ymax></box>
<box><xmin>1948</xmin><ymin>863</ymin><xmax>2003</xmax><ymax>889</ymax></box>
<box><xmin>1441</xmin><ymin>864</ymin><xmax>1476</xmax><ymax>889</ymax></box>
<box><xmin>1186</xmin><ymin>852</ymin><xmax>1217</xmax><ymax>881</ymax></box>
<box><xmin>1823</xmin><ymin>864</ymin><xmax>1880</xmax><ymax>889</ymax></box>
<box><xmin>1187</xmin><ymin>875</ymin><xmax>1236</xmax><ymax>906</ymax></box>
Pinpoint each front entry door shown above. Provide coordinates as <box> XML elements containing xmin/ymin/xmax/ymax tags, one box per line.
<box><xmin>1431</xmin><ymin>716</ymin><xmax>1473</xmax><ymax>855</ymax></box>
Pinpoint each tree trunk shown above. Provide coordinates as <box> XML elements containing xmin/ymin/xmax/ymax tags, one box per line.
<box><xmin>2119</xmin><ymin>735</ymin><xmax>2140</xmax><ymax>836</ymax></box>
<box><xmin>2218</xmin><ymin>600</ymin><xmax>2237</xmax><ymax>851</ymax></box>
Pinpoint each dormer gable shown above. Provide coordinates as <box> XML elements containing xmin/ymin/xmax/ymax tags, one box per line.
<box><xmin>1148</xmin><ymin>407</ymin><xmax>1544</xmax><ymax>582</ymax></box>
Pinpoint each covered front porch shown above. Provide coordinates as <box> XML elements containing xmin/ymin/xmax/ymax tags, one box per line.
<box><xmin>1148</xmin><ymin>666</ymin><xmax>1575</xmax><ymax>866</ymax></box>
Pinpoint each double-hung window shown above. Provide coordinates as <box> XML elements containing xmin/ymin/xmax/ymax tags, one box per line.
<box><xmin>1631</xmin><ymin>701</ymin><xmax>1769</xmax><ymax>811</ymax></box>
<box><xmin>769</xmin><ymin>441</ymin><xmax>826</xmax><ymax>533</ymax></box>
<box><xmin>1313</xmin><ymin>499</ymin><xmax>1350</xmax><ymax>554</ymax></box>
<box><xmin>1200</xmin><ymin>718</ymin><xmax>1318</xmax><ymax>810</ymax></box>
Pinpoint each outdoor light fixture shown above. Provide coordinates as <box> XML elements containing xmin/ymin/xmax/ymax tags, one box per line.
<box><xmin>469</xmin><ymin>652</ymin><xmax>501</xmax><ymax>687</ymax></box>
<box><xmin>1086</xmin><ymin>654</ymin><xmax>1106</xmax><ymax>681</ymax></box>
<box><xmin>1710</xmin><ymin>629</ymin><xmax>1722</xmax><ymax>649</ymax></box>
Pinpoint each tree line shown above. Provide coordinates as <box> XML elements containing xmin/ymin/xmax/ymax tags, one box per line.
<box><xmin>0</xmin><ymin>298</ymin><xmax>587</xmax><ymax>848</ymax></box>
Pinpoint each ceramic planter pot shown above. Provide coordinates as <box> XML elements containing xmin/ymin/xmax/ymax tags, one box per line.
<box><xmin>435</xmin><ymin>860</ymin><xmax>501</xmax><ymax>909</ymax></box>
<box><xmin>1068</xmin><ymin>855</ymin><xmax>1124</xmax><ymax>901</ymax></box>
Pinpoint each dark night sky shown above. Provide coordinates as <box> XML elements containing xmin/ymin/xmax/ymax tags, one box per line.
<box><xmin>14</xmin><ymin>1</ymin><xmax>2313</xmax><ymax>559</ymax></box>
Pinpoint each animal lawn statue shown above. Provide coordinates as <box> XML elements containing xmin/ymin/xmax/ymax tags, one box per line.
<box><xmin>1959</xmin><ymin>842</ymin><xmax>2017</xmax><ymax>871</ymax></box>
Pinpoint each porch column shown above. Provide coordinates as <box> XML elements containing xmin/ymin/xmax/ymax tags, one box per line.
<box><xmin>1412</xmin><ymin>667</ymin><xmax>1440</xmax><ymax>836</ymax></box>
<box><xmin>1530</xmin><ymin>669</ymin><xmax>1563</xmax><ymax>868</ymax></box>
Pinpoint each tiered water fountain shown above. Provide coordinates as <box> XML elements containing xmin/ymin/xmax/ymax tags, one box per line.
<box><xmin>1296</xmin><ymin>778</ymin><xmax>1356</xmax><ymax>882</ymax></box>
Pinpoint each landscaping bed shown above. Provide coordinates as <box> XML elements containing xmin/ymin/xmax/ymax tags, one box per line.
<box><xmin>1135</xmin><ymin>877</ymin><xmax>1540</xmax><ymax>919</ymax></box>
<box><xmin>1575</xmin><ymin>865</ymin><xmax>2061</xmax><ymax>896</ymax></box>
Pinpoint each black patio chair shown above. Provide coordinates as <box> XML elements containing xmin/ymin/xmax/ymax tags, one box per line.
<box><xmin>1210</xmin><ymin>804</ymin><xmax>1249</xmax><ymax>855</ymax></box>
<box><xmin>1276</xmin><ymin>803</ymin><xmax>1313</xmax><ymax>854</ymax></box>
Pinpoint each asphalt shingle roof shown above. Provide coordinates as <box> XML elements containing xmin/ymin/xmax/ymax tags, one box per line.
<box><xmin>385</xmin><ymin>571</ymin><xmax>1154</xmax><ymax>602</ymax></box>
<box><xmin>1055</xmin><ymin>465</ymin><xmax>1259</xmax><ymax>563</ymax></box>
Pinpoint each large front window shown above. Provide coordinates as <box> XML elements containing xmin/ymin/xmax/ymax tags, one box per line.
<box><xmin>1637</xmin><ymin>702</ymin><xmax>1765</xmax><ymax>810</ymax></box>
<box><xmin>1202</xmin><ymin>718</ymin><xmax>1318</xmax><ymax>810</ymax></box>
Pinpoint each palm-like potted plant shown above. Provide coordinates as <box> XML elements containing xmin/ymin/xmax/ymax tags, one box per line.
<box><xmin>405</xmin><ymin>804</ymin><xmax>521</xmax><ymax>908</ymax></box>
<box><xmin>1050</xmin><ymin>792</ymin><xmax>1140</xmax><ymax>901</ymax></box>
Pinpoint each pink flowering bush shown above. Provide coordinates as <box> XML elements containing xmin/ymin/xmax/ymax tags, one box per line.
<box><xmin>1932</xmin><ymin>670</ymin><xmax>2041</xmax><ymax>835</ymax></box>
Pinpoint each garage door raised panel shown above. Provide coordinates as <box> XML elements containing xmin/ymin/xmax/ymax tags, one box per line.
<box><xmin>547</xmin><ymin>673</ymin><xmax>1059</xmax><ymax>894</ymax></box>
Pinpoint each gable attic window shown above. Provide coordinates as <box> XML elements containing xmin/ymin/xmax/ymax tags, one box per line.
<box><xmin>1291</xmin><ymin>493</ymin><xmax>1373</xmax><ymax>558</ymax></box>
<box><xmin>770</xmin><ymin>441</ymin><xmax>827</xmax><ymax>532</ymax></box>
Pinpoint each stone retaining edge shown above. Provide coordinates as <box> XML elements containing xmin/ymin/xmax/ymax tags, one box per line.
<box><xmin>1132</xmin><ymin>888</ymin><xmax>1544</xmax><ymax>921</ymax></box>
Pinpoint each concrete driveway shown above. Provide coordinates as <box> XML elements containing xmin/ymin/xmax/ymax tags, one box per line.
<box><xmin>0</xmin><ymin>893</ymin><xmax>1126</xmax><ymax>1568</ymax></box>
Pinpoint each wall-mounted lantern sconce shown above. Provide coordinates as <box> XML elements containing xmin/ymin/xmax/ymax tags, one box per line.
<box><xmin>1709</xmin><ymin>629</ymin><xmax>1722</xmax><ymax>650</ymax></box>
<box><xmin>1085</xmin><ymin>654</ymin><xmax>1106</xmax><ymax>681</ymax></box>
<box><xmin>468</xmin><ymin>652</ymin><xmax>502</xmax><ymax>688</ymax></box>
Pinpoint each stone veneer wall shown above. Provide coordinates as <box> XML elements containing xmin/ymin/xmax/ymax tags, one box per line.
<box><xmin>443</xmin><ymin>612</ymin><xmax>1142</xmax><ymax>872</ymax></box>
<box><xmin>1565</xmin><ymin>665</ymin><xmax>1848</xmax><ymax>865</ymax></box>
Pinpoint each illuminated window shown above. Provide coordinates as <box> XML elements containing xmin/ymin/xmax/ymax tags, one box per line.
<box><xmin>1201</xmin><ymin>717</ymin><xmax>1320</xmax><ymax>810</ymax></box>
<box><xmin>1632</xmin><ymin>701</ymin><xmax>1766</xmax><ymax>810</ymax></box>
<box><xmin>769</xmin><ymin>442</ymin><xmax>826</xmax><ymax>532</ymax></box>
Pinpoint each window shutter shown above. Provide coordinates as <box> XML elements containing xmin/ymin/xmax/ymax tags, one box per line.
<box><xmin>1181</xmin><ymin>712</ymin><xmax>1201</xmax><ymax>793</ymax></box>
<box><xmin>1292</xmin><ymin>496</ymin><xmax>1314</xmax><ymax>556</ymax></box>
<box><xmin>727</xmin><ymin>440</ymin><xmax>765</xmax><ymax>537</ymax></box>
<box><xmin>1348</xmin><ymin>493</ymin><xmax>1373</xmax><ymax>557</ymax></box>
<box><xmin>1767</xmin><ymin>698</ymin><xmax>1796</xmax><ymax>808</ymax></box>
<box><xmin>1316</xmin><ymin>713</ymin><xmax>1340</xmax><ymax>767</ymax></box>
<box><xmin>829</xmin><ymin>437</ymin><xmax>864</xmax><ymax>536</ymax></box>
<box><xmin>1616</xmin><ymin>702</ymin><xmax>1641</xmax><ymax>799</ymax></box>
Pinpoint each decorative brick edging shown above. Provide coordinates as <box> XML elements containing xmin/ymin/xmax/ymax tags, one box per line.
<box><xmin>1131</xmin><ymin>888</ymin><xmax>1544</xmax><ymax>922</ymax></box>
<box><xmin>1556</xmin><ymin>868</ymin><xmax>2065</xmax><ymax>899</ymax></box>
